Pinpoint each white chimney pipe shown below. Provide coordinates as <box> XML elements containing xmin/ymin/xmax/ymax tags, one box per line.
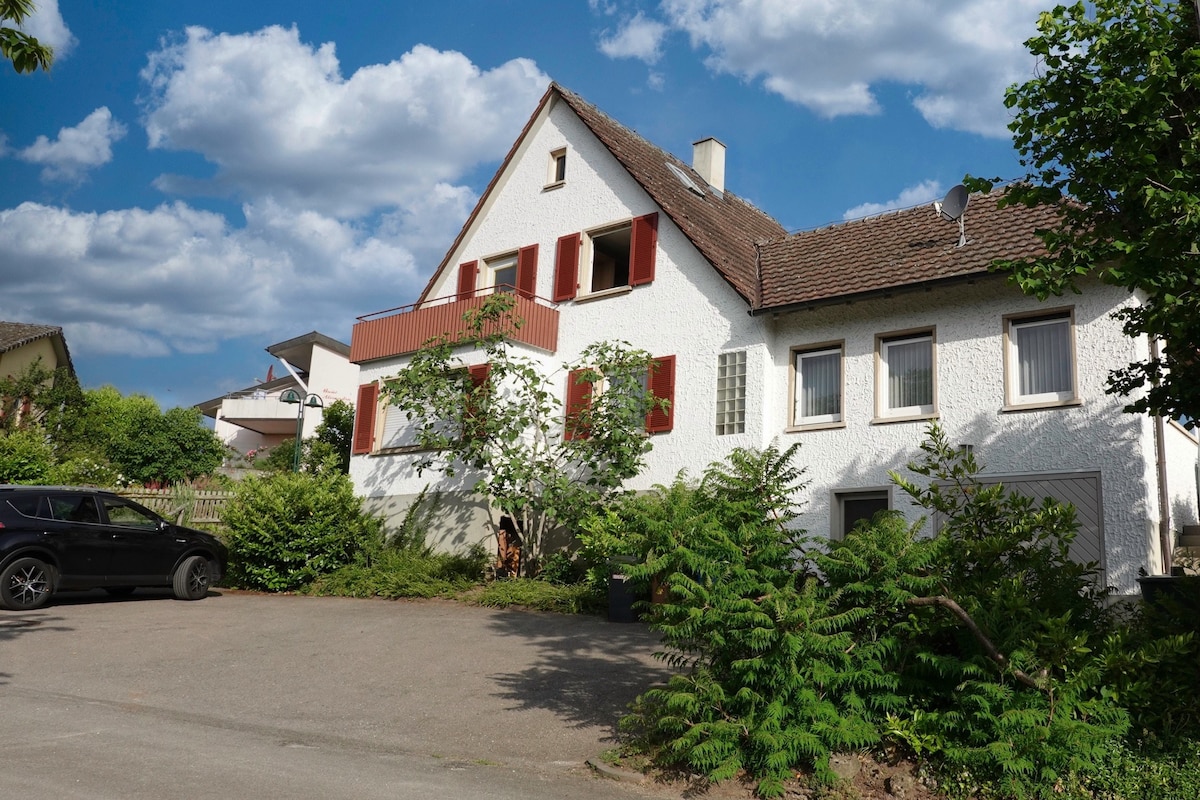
<box><xmin>692</xmin><ymin>137</ymin><xmax>725</xmax><ymax>193</ymax></box>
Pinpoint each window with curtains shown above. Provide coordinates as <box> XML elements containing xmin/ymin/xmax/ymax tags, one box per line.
<box><xmin>715</xmin><ymin>350</ymin><xmax>747</xmax><ymax>435</ymax></box>
<box><xmin>1005</xmin><ymin>310</ymin><xmax>1077</xmax><ymax>407</ymax></box>
<box><xmin>877</xmin><ymin>331</ymin><xmax>935</xmax><ymax>419</ymax></box>
<box><xmin>791</xmin><ymin>344</ymin><xmax>843</xmax><ymax>427</ymax></box>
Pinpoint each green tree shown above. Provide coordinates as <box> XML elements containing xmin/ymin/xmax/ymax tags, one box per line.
<box><xmin>307</xmin><ymin>398</ymin><xmax>354</xmax><ymax>473</ymax></box>
<box><xmin>381</xmin><ymin>293</ymin><xmax>667</xmax><ymax>574</ymax></box>
<box><xmin>972</xmin><ymin>0</ymin><xmax>1200</xmax><ymax>421</ymax></box>
<box><xmin>1</xmin><ymin>0</ymin><xmax>54</xmax><ymax>73</ymax></box>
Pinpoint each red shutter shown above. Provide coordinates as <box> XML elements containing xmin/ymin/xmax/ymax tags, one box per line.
<box><xmin>516</xmin><ymin>244</ymin><xmax>538</xmax><ymax>300</ymax></box>
<box><xmin>646</xmin><ymin>355</ymin><xmax>675</xmax><ymax>433</ymax></box>
<box><xmin>456</xmin><ymin>260</ymin><xmax>478</xmax><ymax>298</ymax></box>
<box><xmin>553</xmin><ymin>233</ymin><xmax>580</xmax><ymax>301</ymax></box>
<box><xmin>465</xmin><ymin>363</ymin><xmax>491</xmax><ymax>439</ymax></box>
<box><xmin>352</xmin><ymin>383</ymin><xmax>379</xmax><ymax>455</ymax></box>
<box><xmin>563</xmin><ymin>368</ymin><xmax>592</xmax><ymax>440</ymax></box>
<box><xmin>629</xmin><ymin>212</ymin><xmax>658</xmax><ymax>286</ymax></box>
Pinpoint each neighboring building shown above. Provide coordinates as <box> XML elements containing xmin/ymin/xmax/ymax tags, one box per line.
<box><xmin>0</xmin><ymin>321</ymin><xmax>74</xmax><ymax>381</ymax></box>
<box><xmin>347</xmin><ymin>83</ymin><xmax>1197</xmax><ymax>593</ymax></box>
<box><xmin>197</xmin><ymin>332</ymin><xmax>359</xmax><ymax>461</ymax></box>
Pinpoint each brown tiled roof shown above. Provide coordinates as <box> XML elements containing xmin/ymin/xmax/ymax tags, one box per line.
<box><xmin>756</xmin><ymin>191</ymin><xmax>1061</xmax><ymax>312</ymax></box>
<box><xmin>0</xmin><ymin>321</ymin><xmax>63</xmax><ymax>353</ymax></box>
<box><xmin>553</xmin><ymin>86</ymin><xmax>787</xmax><ymax>303</ymax></box>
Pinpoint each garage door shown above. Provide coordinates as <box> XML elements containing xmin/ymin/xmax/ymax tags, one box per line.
<box><xmin>942</xmin><ymin>471</ymin><xmax>1106</xmax><ymax>585</ymax></box>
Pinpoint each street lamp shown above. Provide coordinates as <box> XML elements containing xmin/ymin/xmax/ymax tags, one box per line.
<box><xmin>279</xmin><ymin>389</ymin><xmax>324</xmax><ymax>473</ymax></box>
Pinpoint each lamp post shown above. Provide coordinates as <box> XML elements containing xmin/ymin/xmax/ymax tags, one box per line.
<box><xmin>279</xmin><ymin>389</ymin><xmax>324</xmax><ymax>473</ymax></box>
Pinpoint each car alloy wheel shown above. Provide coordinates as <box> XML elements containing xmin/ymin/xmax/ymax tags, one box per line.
<box><xmin>0</xmin><ymin>557</ymin><xmax>52</xmax><ymax>611</ymax></box>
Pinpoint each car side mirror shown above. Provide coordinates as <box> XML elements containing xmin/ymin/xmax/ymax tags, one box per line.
<box><xmin>157</xmin><ymin>519</ymin><xmax>170</xmax><ymax>532</ymax></box>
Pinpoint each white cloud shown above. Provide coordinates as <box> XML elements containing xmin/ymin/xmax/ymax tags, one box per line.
<box><xmin>656</xmin><ymin>0</ymin><xmax>1043</xmax><ymax>137</ymax></box>
<box><xmin>139</xmin><ymin>26</ymin><xmax>549</xmax><ymax>218</ymax></box>
<box><xmin>0</xmin><ymin>199</ymin><xmax>438</xmax><ymax>358</ymax></box>
<box><xmin>13</xmin><ymin>0</ymin><xmax>75</xmax><ymax>60</ymax></box>
<box><xmin>599</xmin><ymin>12</ymin><xmax>669</xmax><ymax>64</ymax></box>
<box><xmin>843</xmin><ymin>179</ymin><xmax>944</xmax><ymax>219</ymax></box>
<box><xmin>17</xmin><ymin>107</ymin><xmax>127</xmax><ymax>181</ymax></box>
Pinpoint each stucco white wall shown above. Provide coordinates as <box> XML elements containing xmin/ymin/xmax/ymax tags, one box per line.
<box><xmin>349</xmin><ymin>99</ymin><xmax>1195</xmax><ymax>589</ymax></box>
<box><xmin>351</xmin><ymin>98</ymin><xmax>769</xmax><ymax>546</ymax></box>
<box><xmin>763</xmin><ymin>276</ymin><xmax>1178</xmax><ymax>594</ymax></box>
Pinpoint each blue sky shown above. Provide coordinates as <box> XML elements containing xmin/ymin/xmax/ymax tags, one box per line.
<box><xmin>1</xmin><ymin>0</ymin><xmax>1044</xmax><ymax>410</ymax></box>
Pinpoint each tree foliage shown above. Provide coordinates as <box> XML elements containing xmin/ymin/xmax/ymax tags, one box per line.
<box><xmin>1</xmin><ymin>0</ymin><xmax>54</xmax><ymax>73</ymax></box>
<box><xmin>972</xmin><ymin>0</ymin><xmax>1200</xmax><ymax>421</ymax></box>
<box><xmin>380</xmin><ymin>293</ymin><xmax>667</xmax><ymax>573</ymax></box>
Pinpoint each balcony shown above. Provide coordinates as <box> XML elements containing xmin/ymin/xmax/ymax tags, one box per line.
<box><xmin>214</xmin><ymin>391</ymin><xmax>308</xmax><ymax>436</ymax></box>
<box><xmin>350</xmin><ymin>290</ymin><xmax>560</xmax><ymax>363</ymax></box>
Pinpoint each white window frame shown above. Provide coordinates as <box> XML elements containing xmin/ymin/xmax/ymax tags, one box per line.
<box><xmin>790</xmin><ymin>343</ymin><xmax>844</xmax><ymax>429</ymax></box>
<box><xmin>1003</xmin><ymin>308</ymin><xmax>1078</xmax><ymax>409</ymax></box>
<box><xmin>484</xmin><ymin>251</ymin><xmax>518</xmax><ymax>294</ymax></box>
<box><xmin>578</xmin><ymin>219</ymin><xmax>633</xmax><ymax>299</ymax></box>
<box><xmin>715</xmin><ymin>350</ymin><xmax>747</xmax><ymax>435</ymax></box>
<box><xmin>545</xmin><ymin>147</ymin><xmax>566</xmax><ymax>189</ymax></box>
<box><xmin>875</xmin><ymin>329</ymin><xmax>936</xmax><ymax>421</ymax></box>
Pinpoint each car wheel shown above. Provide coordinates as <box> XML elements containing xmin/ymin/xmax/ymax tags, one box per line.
<box><xmin>172</xmin><ymin>555</ymin><xmax>211</xmax><ymax>600</ymax></box>
<box><xmin>0</xmin><ymin>557</ymin><xmax>53</xmax><ymax>611</ymax></box>
<box><xmin>104</xmin><ymin>586</ymin><xmax>136</xmax><ymax>597</ymax></box>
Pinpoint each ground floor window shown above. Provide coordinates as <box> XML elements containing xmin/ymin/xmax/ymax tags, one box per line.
<box><xmin>834</xmin><ymin>488</ymin><xmax>890</xmax><ymax>538</ymax></box>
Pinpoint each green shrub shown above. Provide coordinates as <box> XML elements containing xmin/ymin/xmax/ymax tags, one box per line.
<box><xmin>0</xmin><ymin>428</ymin><xmax>55</xmax><ymax>483</ymax></box>
<box><xmin>223</xmin><ymin>469</ymin><xmax>383</xmax><ymax>591</ymax></box>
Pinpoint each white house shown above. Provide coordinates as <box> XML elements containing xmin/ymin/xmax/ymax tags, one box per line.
<box><xmin>347</xmin><ymin>84</ymin><xmax>1197</xmax><ymax>594</ymax></box>
<box><xmin>197</xmin><ymin>331</ymin><xmax>359</xmax><ymax>462</ymax></box>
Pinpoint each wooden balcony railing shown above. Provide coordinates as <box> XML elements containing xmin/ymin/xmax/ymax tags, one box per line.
<box><xmin>350</xmin><ymin>291</ymin><xmax>559</xmax><ymax>363</ymax></box>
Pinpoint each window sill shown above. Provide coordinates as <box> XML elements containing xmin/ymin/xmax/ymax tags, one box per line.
<box><xmin>542</xmin><ymin>180</ymin><xmax>565</xmax><ymax>192</ymax></box>
<box><xmin>574</xmin><ymin>285</ymin><xmax>632</xmax><ymax>304</ymax></box>
<box><xmin>1000</xmin><ymin>398</ymin><xmax>1082</xmax><ymax>413</ymax></box>
<box><xmin>871</xmin><ymin>411</ymin><xmax>939</xmax><ymax>426</ymax></box>
<box><xmin>786</xmin><ymin>420</ymin><xmax>846</xmax><ymax>433</ymax></box>
<box><xmin>372</xmin><ymin>445</ymin><xmax>440</xmax><ymax>456</ymax></box>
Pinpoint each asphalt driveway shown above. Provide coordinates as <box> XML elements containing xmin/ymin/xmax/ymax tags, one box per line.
<box><xmin>0</xmin><ymin>589</ymin><xmax>679</xmax><ymax>799</ymax></box>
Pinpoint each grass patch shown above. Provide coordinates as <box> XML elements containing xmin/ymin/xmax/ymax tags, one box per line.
<box><xmin>303</xmin><ymin>550</ymin><xmax>605</xmax><ymax>615</ymax></box>
<box><xmin>304</xmin><ymin>549</ymin><xmax>485</xmax><ymax>599</ymax></box>
<box><xmin>463</xmin><ymin>578</ymin><xmax>605</xmax><ymax>614</ymax></box>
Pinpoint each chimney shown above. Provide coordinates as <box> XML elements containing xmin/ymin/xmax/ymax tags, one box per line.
<box><xmin>692</xmin><ymin>137</ymin><xmax>725</xmax><ymax>193</ymax></box>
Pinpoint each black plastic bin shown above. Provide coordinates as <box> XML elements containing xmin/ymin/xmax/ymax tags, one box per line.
<box><xmin>608</xmin><ymin>557</ymin><xmax>639</xmax><ymax>623</ymax></box>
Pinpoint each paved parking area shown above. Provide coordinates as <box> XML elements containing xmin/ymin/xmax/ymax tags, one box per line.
<box><xmin>0</xmin><ymin>590</ymin><xmax>679</xmax><ymax>799</ymax></box>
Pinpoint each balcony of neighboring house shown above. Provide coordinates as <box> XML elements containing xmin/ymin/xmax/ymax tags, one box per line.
<box><xmin>210</xmin><ymin>388</ymin><xmax>309</xmax><ymax>437</ymax></box>
<box><xmin>349</xmin><ymin>288</ymin><xmax>560</xmax><ymax>364</ymax></box>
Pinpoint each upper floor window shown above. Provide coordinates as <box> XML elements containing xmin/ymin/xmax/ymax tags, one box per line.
<box><xmin>546</xmin><ymin>148</ymin><xmax>567</xmax><ymax>188</ymax></box>
<box><xmin>876</xmin><ymin>331</ymin><xmax>935</xmax><ymax>420</ymax></box>
<box><xmin>486</xmin><ymin>252</ymin><xmax>518</xmax><ymax>294</ymax></box>
<box><xmin>715</xmin><ymin>350</ymin><xmax>747</xmax><ymax>435</ymax></box>
<box><xmin>552</xmin><ymin>213</ymin><xmax>658</xmax><ymax>301</ymax></box>
<box><xmin>791</xmin><ymin>343</ymin><xmax>843</xmax><ymax>428</ymax></box>
<box><xmin>1004</xmin><ymin>309</ymin><xmax>1077</xmax><ymax>408</ymax></box>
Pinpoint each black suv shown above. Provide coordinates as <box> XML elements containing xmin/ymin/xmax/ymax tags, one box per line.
<box><xmin>0</xmin><ymin>485</ymin><xmax>227</xmax><ymax>611</ymax></box>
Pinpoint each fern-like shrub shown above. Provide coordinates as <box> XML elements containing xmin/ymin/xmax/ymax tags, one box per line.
<box><xmin>224</xmin><ymin>469</ymin><xmax>383</xmax><ymax>591</ymax></box>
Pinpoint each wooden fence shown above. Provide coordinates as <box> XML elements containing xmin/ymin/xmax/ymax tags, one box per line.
<box><xmin>118</xmin><ymin>488</ymin><xmax>233</xmax><ymax>527</ymax></box>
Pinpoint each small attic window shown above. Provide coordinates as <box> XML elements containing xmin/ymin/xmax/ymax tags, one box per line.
<box><xmin>666</xmin><ymin>162</ymin><xmax>705</xmax><ymax>196</ymax></box>
<box><xmin>545</xmin><ymin>148</ymin><xmax>567</xmax><ymax>189</ymax></box>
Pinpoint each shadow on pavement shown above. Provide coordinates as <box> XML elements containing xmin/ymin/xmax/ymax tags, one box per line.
<box><xmin>485</xmin><ymin>609</ymin><xmax>676</xmax><ymax>735</ymax></box>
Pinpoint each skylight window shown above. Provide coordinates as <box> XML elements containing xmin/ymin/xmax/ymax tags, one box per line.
<box><xmin>666</xmin><ymin>162</ymin><xmax>705</xmax><ymax>196</ymax></box>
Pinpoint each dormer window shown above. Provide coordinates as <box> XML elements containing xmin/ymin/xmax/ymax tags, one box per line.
<box><xmin>546</xmin><ymin>148</ymin><xmax>567</xmax><ymax>189</ymax></box>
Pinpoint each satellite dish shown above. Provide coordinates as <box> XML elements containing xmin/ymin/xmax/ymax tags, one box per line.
<box><xmin>935</xmin><ymin>184</ymin><xmax>969</xmax><ymax>221</ymax></box>
<box><xmin>932</xmin><ymin>184</ymin><xmax>970</xmax><ymax>247</ymax></box>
